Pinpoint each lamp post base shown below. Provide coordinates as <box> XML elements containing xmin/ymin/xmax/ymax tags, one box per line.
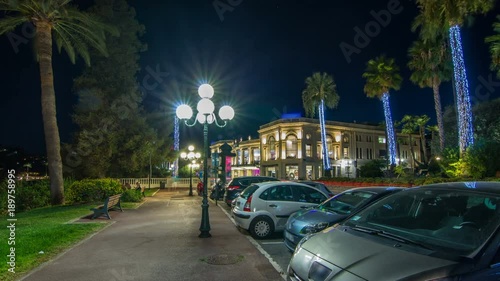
<box><xmin>199</xmin><ymin>197</ymin><xmax>211</xmax><ymax>238</ymax></box>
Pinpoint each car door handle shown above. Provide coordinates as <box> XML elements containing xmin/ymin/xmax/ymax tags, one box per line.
<box><xmin>269</xmin><ymin>204</ymin><xmax>277</xmax><ymax>208</ymax></box>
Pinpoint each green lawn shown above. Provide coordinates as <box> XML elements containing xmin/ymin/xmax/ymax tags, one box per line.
<box><xmin>1</xmin><ymin>203</ymin><xmax>123</xmax><ymax>281</ymax></box>
<box><xmin>0</xmin><ymin>190</ymin><xmax>157</xmax><ymax>281</ymax></box>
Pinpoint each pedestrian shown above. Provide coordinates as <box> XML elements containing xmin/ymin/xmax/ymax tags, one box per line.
<box><xmin>135</xmin><ymin>181</ymin><xmax>145</xmax><ymax>197</ymax></box>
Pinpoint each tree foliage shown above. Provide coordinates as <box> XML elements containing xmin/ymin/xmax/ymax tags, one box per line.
<box><xmin>67</xmin><ymin>0</ymin><xmax>174</xmax><ymax>179</ymax></box>
<box><xmin>0</xmin><ymin>0</ymin><xmax>116</xmax><ymax>205</ymax></box>
<box><xmin>485</xmin><ymin>16</ymin><xmax>500</xmax><ymax>77</ymax></box>
<box><xmin>362</xmin><ymin>55</ymin><xmax>402</xmax><ymax>99</ymax></box>
<box><xmin>301</xmin><ymin>72</ymin><xmax>340</xmax><ymax>118</ymax></box>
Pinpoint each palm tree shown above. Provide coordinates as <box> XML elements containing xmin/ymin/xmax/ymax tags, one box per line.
<box><xmin>413</xmin><ymin>0</ymin><xmax>496</xmax><ymax>154</ymax></box>
<box><xmin>408</xmin><ymin>37</ymin><xmax>452</xmax><ymax>153</ymax></box>
<box><xmin>302</xmin><ymin>72</ymin><xmax>340</xmax><ymax>173</ymax></box>
<box><xmin>485</xmin><ymin>16</ymin><xmax>500</xmax><ymax>78</ymax></box>
<box><xmin>0</xmin><ymin>0</ymin><xmax>117</xmax><ymax>205</ymax></box>
<box><xmin>362</xmin><ymin>56</ymin><xmax>402</xmax><ymax>166</ymax></box>
<box><xmin>414</xmin><ymin>115</ymin><xmax>431</xmax><ymax>164</ymax></box>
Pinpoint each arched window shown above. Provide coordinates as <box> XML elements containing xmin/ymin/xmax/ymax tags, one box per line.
<box><xmin>326</xmin><ymin>135</ymin><xmax>334</xmax><ymax>159</ymax></box>
<box><xmin>268</xmin><ymin>137</ymin><xmax>276</xmax><ymax>160</ymax></box>
<box><xmin>286</xmin><ymin>135</ymin><xmax>298</xmax><ymax>158</ymax></box>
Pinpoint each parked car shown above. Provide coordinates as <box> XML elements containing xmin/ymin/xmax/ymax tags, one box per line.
<box><xmin>288</xmin><ymin>182</ymin><xmax>500</xmax><ymax>281</ymax></box>
<box><xmin>295</xmin><ymin>180</ymin><xmax>334</xmax><ymax>197</ymax></box>
<box><xmin>224</xmin><ymin>176</ymin><xmax>280</xmax><ymax>206</ymax></box>
<box><xmin>232</xmin><ymin>181</ymin><xmax>329</xmax><ymax>239</ymax></box>
<box><xmin>284</xmin><ymin>186</ymin><xmax>403</xmax><ymax>251</ymax></box>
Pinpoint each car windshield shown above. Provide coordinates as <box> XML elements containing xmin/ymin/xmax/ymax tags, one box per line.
<box><xmin>344</xmin><ymin>188</ymin><xmax>500</xmax><ymax>257</ymax></box>
<box><xmin>240</xmin><ymin>184</ymin><xmax>260</xmax><ymax>199</ymax></box>
<box><xmin>318</xmin><ymin>191</ymin><xmax>375</xmax><ymax>215</ymax></box>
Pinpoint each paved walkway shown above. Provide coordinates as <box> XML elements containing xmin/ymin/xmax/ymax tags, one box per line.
<box><xmin>20</xmin><ymin>190</ymin><xmax>283</xmax><ymax>281</ymax></box>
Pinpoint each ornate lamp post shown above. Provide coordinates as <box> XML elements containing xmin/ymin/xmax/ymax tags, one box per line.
<box><xmin>176</xmin><ymin>84</ymin><xmax>235</xmax><ymax>238</ymax></box>
<box><xmin>180</xmin><ymin>145</ymin><xmax>201</xmax><ymax>196</ymax></box>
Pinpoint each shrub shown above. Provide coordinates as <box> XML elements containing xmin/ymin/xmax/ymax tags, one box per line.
<box><xmin>121</xmin><ymin>189</ymin><xmax>143</xmax><ymax>202</ymax></box>
<box><xmin>0</xmin><ymin>179</ymin><xmax>51</xmax><ymax>212</ymax></box>
<box><xmin>66</xmin><ymin>178</ymin><xmax>122</xmax><ymax>204</ymax></box>
<box><xmin>359</xmin><ymin>160</ymin><xmax>385</xmax><ymax>178</ymax></box>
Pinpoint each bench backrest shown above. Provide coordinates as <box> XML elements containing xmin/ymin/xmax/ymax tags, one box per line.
<box><xmin>105</xmin><ymin>194</ymin><xmax>122</xmax><ymax>208</ymax></box>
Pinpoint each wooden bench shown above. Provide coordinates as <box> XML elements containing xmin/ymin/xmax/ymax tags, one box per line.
<box><xmin>90</xmin><ymin>194</ymin><xmax>123</xmax><ymax>219</ymax></box>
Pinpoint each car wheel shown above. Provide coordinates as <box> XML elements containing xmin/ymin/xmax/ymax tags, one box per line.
<box><xmin>249</xmin><ymin>216</ymin><xmax>274</xmax><ymax>239</ymax></box>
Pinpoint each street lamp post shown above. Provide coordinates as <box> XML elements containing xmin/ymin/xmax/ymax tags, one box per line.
<box><xmin>176</xmin><ymin>84</ymin><xmax>235</xmax><ymax>238</ymax></box>
<box><xmin>180</xmin><ymin>145</ymin><xmax>201</xmax><ymax>196</ymax></box>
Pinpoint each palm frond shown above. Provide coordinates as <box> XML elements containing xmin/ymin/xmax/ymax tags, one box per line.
<box><xmin>0</xmin><ymin>15</ymin><xmax>28</xmax><ymax>34</ymax></box>
<box><xmin>362</xmin><ymin>56</ymin><xmax>402</xmax><ymax>99</ymax></box>
<box><xmin>301</xmin><ymin>72</ymin><xmax>340</xmax><ymax>118</ymax></box>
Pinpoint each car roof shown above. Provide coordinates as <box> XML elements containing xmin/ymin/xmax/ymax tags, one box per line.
<box><xmin>296</xmin><ymin>180</ymin><xmax>326</xmax><ymax>185</ymax></box>
<box><xmin>413</xmin><ymin>181</ymin><xmax>500</xmax><ymax>194</ymax></box>
<box><xmin>342</xmin><ymin>186</ymin><xmax>405</xmax><ymax>194</ymax></box>
<box><xmin>231</xmin><ymin>176</ymin><xmax>278</xmax><ymax>180</ymax></box>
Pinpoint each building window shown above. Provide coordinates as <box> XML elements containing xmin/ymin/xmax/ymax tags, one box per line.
<box><xmin>286</xmin><ymin>135</ymin><xmax>298</xmax><ymax>158</ymax></box>
<box><xmin>268</xmin><ymin>137</ymin><xmax>276</xmax><ymax>160</ymax></box>
<box><xmin>366</xmin><ymin>148</ymin><xmax>373</xmax><ymax>159</ymax></box>
<box><xmin>378</xmin><ymin>136</ymin><xmax>386</xmax><ymax>144</ymax></box>
<box><xmin>326</xmin><ymin>135</ymin><xmax>334</xmax><ymax>159</ymax></box>
<box><xmin>343</xmin><ymin>147</ymin><xmax>349</xmax><ymax>158</ymax></box>
<box><xmin>237</xmin><ymin>150</ymin><xmax>242</xmax><ymax>165</ymax></box>
<box><xmin>243</xmin><ymin>149</ymin><xmax>249</xmax><ymax>164</ymax></box>
<box><xmin>306</xmin><ymin>134</ymin><xmax>311</xmax><ymax>140</ymax></box>
<box><xmin>305</xmin><ymin>144</ymin><xmax>312</xmax><ymax>157</ymax></box>
<box><xmin>286</xmin><ymin>165</ymin><xmax>299</xmax><ymax>180</ymax></box>
<box><xmin>379</xmin><ymin>149</ymin><xmax>387</xmax><ymax>158</ymax></box>
<box><xmin>253</xmin><ymin>149</ymin><xmax>260</xmax><ymax>163</ymax></box>
<box><xmin>356</xmin><ymin>135</ymin><xmax>362</xmax><ymax>142</ymax></box>
<box><xmin>317</xmin><ymin>144</ymin><xmax>321</xmax><ymax>159</ymax></box>
<box><xmin>366</xmin><ymin>136</ymin><xmax>372</xmax><ymax>142</ymax></box>
<box><xmin>356</xmin><ymin>147</ymin><xmax>363</xmax><ymax>159</ymax></box>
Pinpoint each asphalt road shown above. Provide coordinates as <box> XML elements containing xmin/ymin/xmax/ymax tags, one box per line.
<box><xmin>211</xmin><ymin>198</ymin><xmax>294</xmax><ymax>276</ymax></box>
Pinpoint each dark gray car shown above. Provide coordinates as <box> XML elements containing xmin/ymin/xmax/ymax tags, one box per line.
<box><xmin>288</xmin><ymin>182</ymin><xmax>500</xmax><ymax>281</ymax></box>
<box><xmin>284</xmin><ymin>186</ymin><xmax>403</xmax><ymax>251</ymax></box>
<box><xmin>224</xmin><ymin>176</ymin><xmax>279</xmax><ymax>206</ymax></box>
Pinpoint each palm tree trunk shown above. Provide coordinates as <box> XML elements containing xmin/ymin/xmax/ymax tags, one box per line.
<box><xmin>449</xmin><ymin>25</ymin><xmax>474</xmax><ymax>155</ymax></box>
<box><xmin>319</xmin><ymin>100</ymin><xmax>331</xmax><ymax>174</ymax></box>
<box><xmin>381</xmin><ymin>93</ymin><xmax>396</xmax><ymax>166</ymax></box>
<box><xmin>36</xmin><ymin>21</ymin><xmax>64</xmax><ymax>205</ymax></box>
<box><xmin>432</xmin><ymin>81</ymin><xmax>445</xmax><ymax>153</ymax></box>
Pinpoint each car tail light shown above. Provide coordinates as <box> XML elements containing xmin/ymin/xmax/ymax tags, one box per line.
<box><xmin>243</xmin><ymin>195</ymin><xmax>252</xmax><ymax>212</ymax></box>
<box><xmin>228</xmin><ymin>185</ymin><xmax>239</xmax><ymax>191</ymax></box>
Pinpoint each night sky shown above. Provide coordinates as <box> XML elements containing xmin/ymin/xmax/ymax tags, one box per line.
<box><xmin>1</xmin><ymin>0</ymin><xmax>500</xmax><ymax>155</ymax></box>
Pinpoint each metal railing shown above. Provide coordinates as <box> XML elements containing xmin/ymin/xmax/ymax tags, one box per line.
<box><xmin>120</xmin><ymin>177</ymin><xmax>203</xmax><ymax>188</ymax></box>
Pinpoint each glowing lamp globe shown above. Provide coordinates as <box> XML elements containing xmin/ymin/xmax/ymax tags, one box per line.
<box><xmin>196</xmin><ymin>112</ymin><xmax>206</xmax><ymax>124</ymax></box>
<box><xmin>195</xmin><ymin>152</ymin><xmax>201</xmax><ymax>158</ymax></box>
<box><xmin>197</xmin><ymin>98</ymin><xmax>215</xmax><ymax>114</ymax></box>
<box><xmin>219</xmin><ymin>105</ymin><xmax>235</xmax><ymax>120</ymax></box>
<box><xmin>176</xmin><ymin>104</ymin><xmax>193</xmax><ymax>120</ymax></box>
<box><xmin>198</xmin><ymin>84</ymin><xmax>214</xmax><ymax>99</ymax></box>
<box><xmin>180</xmin><ymin>152</ymin><xmax>187</xmax><ymax>159</ymax></box>
<box><xmin>188</xmin><ymin>145</ymin><xmax>194</xmax><ymax>152</ymax></box>
<box><xmin>188</xmin><ymin>152</ymin><xmax>195</xmax><ymax>159</ymax></box>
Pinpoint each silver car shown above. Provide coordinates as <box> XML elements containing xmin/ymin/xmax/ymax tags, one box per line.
<box><xmin>284</xmin><ymin>187</ymin><xmax>403</xmax><ymax>252</ymax></box>
<box><xmin>232</xmin><ymin>181</ymin><xmax>329</xmax><ymax>239</ymax></box>
<box><xmin>288</xmin><ymin>182</ymin><xmax>500</xmax><ymax>281</ymax></box>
